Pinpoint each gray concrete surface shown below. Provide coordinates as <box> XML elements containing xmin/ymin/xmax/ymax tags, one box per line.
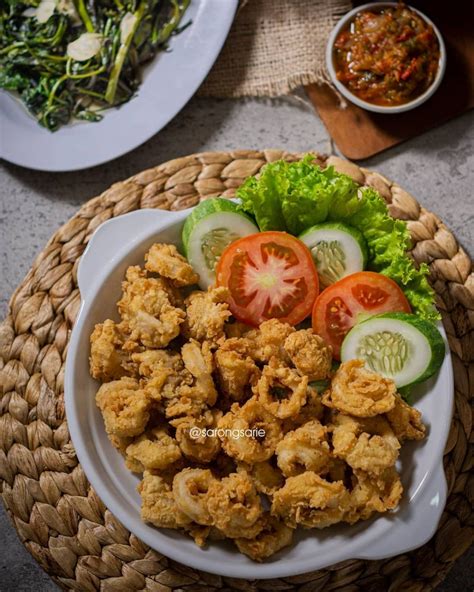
<box><xmin>0</xmin><ymin>97</ymin><xmax>473</xmax><ymax>591</ymax></box>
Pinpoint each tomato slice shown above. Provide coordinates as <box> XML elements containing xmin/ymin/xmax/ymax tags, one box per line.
<box><xmin>216</xmin><ymin>231</ymin><xmax>319</xmax><ymax>326</ymax></box>
<box><xmin>312</xmin><ymin>271</ymin><xmax>411</xmax><ymax>359</ymax></box>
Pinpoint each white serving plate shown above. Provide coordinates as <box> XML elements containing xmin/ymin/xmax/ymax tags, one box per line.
<box><xmin>0</xmin><ymin>0</ymin><xmax>237</xmax><ymax>172</ymax></box>
<box><xmin>65</xmin><ymin>208</ymin><xmax>454</xmax><ymax>579</ymax></box>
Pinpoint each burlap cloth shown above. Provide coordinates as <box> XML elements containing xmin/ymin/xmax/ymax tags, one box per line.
<box><xmin>0</xmin><ymin>151</ymin><xmax>472</xmax><ymax>591</ymax></box>
<box><xmin>199</xmin><ymin>0</ymin><xmax>352</xmax><ymax>97</ymax></box>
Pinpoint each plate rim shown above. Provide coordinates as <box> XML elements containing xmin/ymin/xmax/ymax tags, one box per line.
<box><xmin>0</xmin><ymin>0</ymin><xmax>238</xmax><ymax>172</ymax></box>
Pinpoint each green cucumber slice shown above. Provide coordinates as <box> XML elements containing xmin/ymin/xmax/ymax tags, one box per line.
<box><xmin>299</xmin><ymin>222</ymin><xmax>368</xmax><ymax>287</ymax></box>
<box><xmin>341</xmin><ymin>312</ymin><xmax>445</xmax><ymax>388</ymax></box>
<box><xmin>182</xmin><ymin>198</ymin><xmax>258</xmax><ymax>289</ymax></box>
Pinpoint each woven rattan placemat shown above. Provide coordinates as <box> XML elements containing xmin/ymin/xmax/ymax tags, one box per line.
<box><xmin>0</xmin><ymin>151</ymin><xmax>472</xmax><ymax>591</ymax></box>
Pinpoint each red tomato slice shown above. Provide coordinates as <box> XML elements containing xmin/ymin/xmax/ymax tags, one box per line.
<box><xmin>216</xmin><ymin>231</ymin><xmax>319</xmax><ymax>326</ymax></box>
<box><xmin>312</xmin><ymin>271</ymin><xmax>411</xmax><ymax>359</ymax></box>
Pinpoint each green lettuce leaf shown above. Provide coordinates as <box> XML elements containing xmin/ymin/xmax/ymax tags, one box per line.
<box><xmin>236</xmin><ymin>155</ymin><xmax>439</xmax><ymax>322</ymax></box>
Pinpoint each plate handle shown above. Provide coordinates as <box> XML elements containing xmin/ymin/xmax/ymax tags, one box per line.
<box><xmin>357</xmin><ymin>464</ymin><xmax>447</xmax><ymax>561</ymax></box>
<box><xmin>77</xmin><ymin>209</ymin><xmax>184</xmax><ymax>301</ymax></box>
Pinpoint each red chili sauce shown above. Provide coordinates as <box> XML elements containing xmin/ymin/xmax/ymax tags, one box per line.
<box><xmin>333</xmin><ymin>3</ymin><xmax>440</xmax><ymax>106</ymax></box>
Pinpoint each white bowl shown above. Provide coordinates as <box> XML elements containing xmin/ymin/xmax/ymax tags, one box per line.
<box><xmin>326</xmin><ymin>2</ymin><xmax>446</xmax><ymax>114</ymax></box>
<box><xmin>65</xmin><ymin>207</ymin><xmax>454</xmax><ymax>579</ymax></box>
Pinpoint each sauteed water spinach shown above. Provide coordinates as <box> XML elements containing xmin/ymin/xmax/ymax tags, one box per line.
<box><xmin>0</xmin><ymin>0</ymin><xmax>190</xmax><ymax>130</ymax></box>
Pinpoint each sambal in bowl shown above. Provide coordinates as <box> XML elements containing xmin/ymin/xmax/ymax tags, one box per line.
<box><xmin>326</xmin><ymin>2</ymin><xmax>446</xmax><ymax>114</ymax></box>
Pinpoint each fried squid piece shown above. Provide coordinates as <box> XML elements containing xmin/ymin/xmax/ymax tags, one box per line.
<box><xmin>345</xmin><ymin>468</ymin><xmax>403</xmax><ymax>524</ymax></box>
<box><xmin>386</xmin><ymin>394</ymin><xmax>426</xmax><ymax>442</ymax></box>
<box><xmin>118</xmin><ymin>266</ymin><xmax>185</xmax><ymax>348</ymax></box>
<box><xmin>90</xmin><ymin>319</ymin><xmax>130</xmax><ymax>381</ymax></box>
<box><xmin>254</xmin><ymin>359</ymin><xmax>308</xmax><ymax>419</ymax></box>
<box><xmin>271</xmin><ymin>472</ymin><xmax>349</xmax><ymax>529</ymax></box>
<box><xmin>171</xmin><ymin>410</ymin><xmax>222</xmax><ymax>463</ymax></box>
<box><xmin>237</xmin><ymin>460</ymin><xmax>284</xmax><ymax>497</ymax></box>
<box><xmin>246</xmin><ymin>319</ymin><xmax>295</xmax><ymax>364</ymax></box>
<box><xmin>323</xmin><ymin>359</ymin><xmax>396</xmax><ymax>417</ymax></box>
<box><xmin>182</xmin><ymin>286</ymin><xmax>231</xmax><ymax>342</ymax></box>
<box><xmin>215</xmin><ymin>338</ymin><xmax>260</xmax><ymax>401</ymax></box>
<box><xmin>235</xmin><ymin>514</ymin><xmax>293</xmax><ymax>562</ymax></box>
<box><xmin>284</xmin><ymin>329</ymin><xmax>332</xmax><ymax>381</ymax></box>
<box><xmin>331</xmin><ymin>414</ymin><xmax>400</xmax><ymax>475</ymax></box>
<box><xmin>125</xmin><ymin>427</ymin><xmax>182</xmax><ymax>472</ymax></box>
<box><xmin>173</xmin><ymin>468</ymin><xmax>217</xmax><ymax>525</ymax></box>
<box><xmin>95</xmin><ymin>378</ymin><xmax>150</xmax><ymax>438</ymax></box>
<box><xmin>144</xmin><ymin>243</ymin><xmax>199</xmax><ymax>287</ymax></box>
<box><xmin>207</xmin><ymin>472</ymin><xmax>264</xmax><ymax>539</ymax></box>
<box><xmin>218</xmin><ymin>399</ymin><xmax>282</xmax><ymax>463</ymax></box>
<box><xmin>276</xmin><ymin>420</ymin><xmax>332</xmax><ymax>477</ymax></box>
<box><xmin>139</xmin><ymin>471</ymin><xmax>192</xmax><ymax>529</ymax></box>
<box><xmin>283</xmin><ymin>386</ymin><xmax>324</xmax><ymax>432</ymax></box>
<box><xmin>131</xmin><ymin>349</ymin><xmax>183</xmax><ymax>378</ymax></box>
<box><xmin>181</xmin><ymin>339</ymin><xmax>216</xmax><ymax>401</ymax></box>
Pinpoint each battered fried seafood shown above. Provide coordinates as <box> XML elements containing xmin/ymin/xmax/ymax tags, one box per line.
<box><xmin>331</xmin><ymin>414</ymin><xmax>400</xmax><ymax>475</ymax></box>
<box><xmin>284</xmin><ymin>329</ymin><xmax>332</xmax><ymax>380</ymax></box>
<box><xmin>254</xmin><ymin>359</ymin><xmax>308</xmax><ymax>419</ymax></box>
<box><xmin>95</xmin><ymin>378</ymin><xmax>150</xmax><ymax>438</ymax></box>
<box><xmin>182</xmin><ymin>286</ymin><xmax>231</xmax><ymax>342</ymax></box>
<box><xmin>235</xmin><ymin>515</ymin><xmax>293</xmax><ymax>561</ymax></box>
<box><xmin>145</xmin><ymin>243</ymin><xmax>199</xmax><ymax>287</ymax></box>
<box><xmin>118</xmin><ymin>266</ymin><xmax>185</xmax><ymax>348</ymax></box>
<box><xmin>386</xmin><ymin>394</ymin><xmax>426</xmax><ymax>441</ymax></box>
<box><xmin>207</xmin><ymin>472</ymin><xmax>264</xmax><ymax>538</ymax></box>
<box><xmin>276</xmin><ymin>420</ymin><xmax>332</xmax><ymax>477</ymax></box>
<box><xmin>139</xmin><ymin>471</ymin><xmax>191</xmax><ymax>529</ymax></box>
<box><xmin>125</xmin><ymin>427</ymin><xmax>181</xmax><ymax>472</ymax></box>
<box><xmin>219</xmin><ymin>399</ymin><xmax>282</xmax><ymax>462</ymax></box>
<box><xmin>90</xmin><ymin>319</ymin><xmax>129</xmax><ymax>382</ymax></box>
<box><xmin>272</xmin><ymin>472</ymin><xmax>349</xmax><ymax>529</ymax></box>
<box><xmin>91</xmin><ymin>241</ymin><xmax>427</xmax><ymax>562</ymax></box>
<box><xmin>323</xmin><ymin>359</ymin><xmax>396</xmax><ymax>417</ymax></box>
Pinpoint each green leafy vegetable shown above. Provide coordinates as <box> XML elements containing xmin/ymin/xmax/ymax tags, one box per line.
<box><xmin>0</xmin><ymin>0</ymin><xmax>190</xmax><ymax>131</ymax></box>
<box><xmin>237</xmin><ymin>154</ymin><xmax>439</xmax><ymax>322</ymax></box>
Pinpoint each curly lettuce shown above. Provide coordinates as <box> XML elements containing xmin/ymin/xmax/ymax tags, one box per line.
<box><xmin>237</xmin><ymin>155</ymin><xmax>438</xmax><ymax>322</ymax></box>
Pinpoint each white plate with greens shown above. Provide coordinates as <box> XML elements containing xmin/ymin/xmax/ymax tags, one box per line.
<box><xmin>0</xmin><ymin>0</ymin><xmax>237</xmax><ymax>172</ymax></box>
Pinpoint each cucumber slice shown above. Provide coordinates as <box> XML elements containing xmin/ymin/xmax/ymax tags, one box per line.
<box><xmin>182</xmin><ymin>198</ymin><xmax>258</xmax><ymax>289</ymax></box>
<box><xmin>341</xmin><ymin>312</ymin><xmax>445</xmax><ymax>388</ymax></box>
<box><xmin>299</xmin><ymin>222</ymin><xmax>368</xmax><ymax>287</ymax></box>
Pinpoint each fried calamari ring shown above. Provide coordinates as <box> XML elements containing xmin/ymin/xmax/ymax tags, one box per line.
<box><xmin>218</xmin><ymin>398</ymin><xmax>282</xmax><ymax>463</ymax></box>
<box><xmin>331</xmin><ymin>414</ymin><xmax>400</xmax><ymax>475</ymax></box>
<box><xmin>95</xmin><ymin>378</ymin><xmax>150</xmax><ymax>438</ymax></box>
<box><xmin>271</xmin><ymin>472</ymin><xmax>349</xmax><ymax>529</ymax></box>
<box><xmin>323</xmin><ymin>359</ymin><xmax>396</xmax><ymax>417</ymax></box>
<box><xmin>171</xmin><ymin>410</ymin><xmax>222</xmax><ymax>463</ymax></box>
<box><xmin>254</xmin><ymin>359</ymin><xmax>308</xmax><ymax>419</ymax></box>
<box><xmin>237</xmin><ymin>460</ymin><xmax>284</xmax><ymax>497</ymax></box>
<box><xmin>235</xmin><ymin>514</ymin><xmax>293</xmax><ymax>562</ymax></box>
<box><xmin>207</xmin><ymin>472</ymin><xmax>264</xmax><ymax>539</ymax></box>
<box><xmin>276</xmin><ymin>420</ymin><xmax>332</xmax><ymax>477</ymax></box>
<box><xmin>172</xmin><ymin>468</ymin><xmax>216</xmax><ymax>525</ymax></box>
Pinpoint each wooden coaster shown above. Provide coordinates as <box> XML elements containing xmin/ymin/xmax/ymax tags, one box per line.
<box><xmin>307</xmin><ymin>0</ymin><xmax>474</xmax><ymax>160</ymax></box>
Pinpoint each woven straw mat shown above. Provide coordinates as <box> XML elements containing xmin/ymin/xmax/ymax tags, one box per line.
<box><xmin>0</xmin><ymin>151</ymin><xmax>472</xmax><ymax>592</ymax></box>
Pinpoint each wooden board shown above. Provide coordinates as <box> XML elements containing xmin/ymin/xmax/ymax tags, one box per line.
<box><xmin>306</xmin><ymin>0</ymin><xmax>474</xmax><ymax>160</ymax></box>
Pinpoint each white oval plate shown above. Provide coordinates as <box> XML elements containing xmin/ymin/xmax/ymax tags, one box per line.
<box><xmin>0</xmin><ymin>0</ymin><xmax>237</xmax><ymax>172</ymax></box>
<box><xmin>65</xmin><ymin>208</ymin><xmax>454</xmax><ymax>579</ymax></box>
